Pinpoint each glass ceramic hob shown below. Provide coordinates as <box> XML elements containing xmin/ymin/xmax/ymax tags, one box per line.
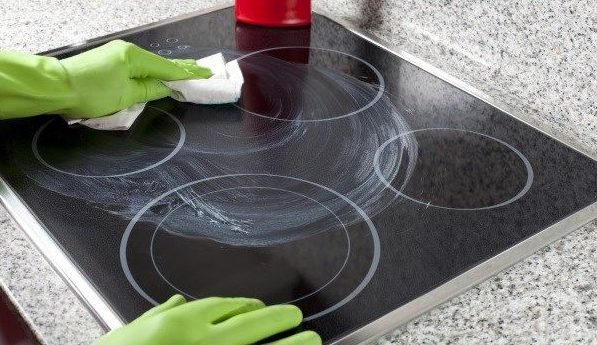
<box><xmin>1</xmin><ymin>6</ymin><xmax>596</xmax><ymax>345</ymax></box>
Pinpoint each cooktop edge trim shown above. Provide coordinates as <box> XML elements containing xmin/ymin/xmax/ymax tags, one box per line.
<box><xmin>0</xmin><ymin>178</ymin><xmax>125</xmax><ymax>330</ymax></box>
<box><xmin>329</xmin><ymin>201</ymin><xmax>597</xmax><ymax>344</ymax></box>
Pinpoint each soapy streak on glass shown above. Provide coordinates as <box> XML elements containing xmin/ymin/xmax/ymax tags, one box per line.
<box><xmin>173</xmin><ymin>188</ymin><xmax>253</xmax><ymax>235</ymax></box>
<box><xmin>150</xmin><ymin>181</ymin><xmax>352</xmax><ymax>246</ymax></box>
<box><xmin>22</xmin><ymin>50</ymin><xmax>417</xmax><ymax>246</ymax></box>
<box><xmin>151</xmin><ymin>186</ymin><xmax>351</xmax><ymax>302</ymax></box>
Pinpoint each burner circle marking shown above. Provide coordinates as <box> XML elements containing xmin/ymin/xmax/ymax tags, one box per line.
<box><xmin>166</xmin><ymin>38</ymin><xmax>179</xmax><ymax>43</ymax></box>
<box><xmin>374</xmin><ymin>128</ymin><xmax>534</xmax><ymax>211</ymax></box>
<box><xmin>149</xmin><ymin>186</ymin><xmax>351</xmax><ymax>306</ymax></box>
<box><xmin>234</xmin><ymin>46</ymin><xmax>385</xmax><ymax>122</ymax></box>
<box><xmin>32</xmin><ymin>107</ymin><xmax>186</xmax><ymax>178</ymax></box>
<box><xmin>120</xmin><ymin>174</ymin><xmax>380</xmax><ymax>321</ymax></box>
<box><xmin>157</xmin><ymin>49</ymin><xmax>172</xmax><ymax>56</ymax></box>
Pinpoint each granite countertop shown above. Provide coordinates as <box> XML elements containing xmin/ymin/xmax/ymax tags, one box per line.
<box><xmin>1</xmin><ymin>0</ymin><xmax>595</xmax><ymax>344</ymax></box>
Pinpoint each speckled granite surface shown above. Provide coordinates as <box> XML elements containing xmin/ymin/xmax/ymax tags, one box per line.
<box><xmin>0</xmin><ymin>207</ymin><xmax>103</xmax><ymax>345</ymax></box>
<box><xmin>0</xmin><ymin>1</ymin><xmax>595</xmax><ymax>344</ymax></box>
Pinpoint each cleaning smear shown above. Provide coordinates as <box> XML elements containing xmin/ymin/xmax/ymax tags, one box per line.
<box><xmin>67</xmin><ymin>53</ymin><xmax>244</xmax><ymax>131</ymax></box>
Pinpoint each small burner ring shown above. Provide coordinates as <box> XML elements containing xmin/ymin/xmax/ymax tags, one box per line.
<box><xmin>32</xmin><ymin>107</ymin><xmax>185</xmax><ymax>178</ymax></box>
<box><xmin>234</xmin><ymin>46</ymin><xmax>386</xmax><ymax>122</ymax></box>
<box><xmin>374</xmin><ymin>128</ymin><xmax>534</xmax><ymax>211</ymax></box>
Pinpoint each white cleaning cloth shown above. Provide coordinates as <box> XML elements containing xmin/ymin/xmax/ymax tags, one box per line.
<box><xmin>66</xmin><ymin>103</ymin><xmax>148</xmax><ymax>131</ymax></box>
<box><xmin>165</xmin><ymin>57</ymin><xmax>244</xmax><ymax>104</ymax></box>
<box><xmin>67</xmin><ymin>53</ymin><xmax>244</xmax><ymax>131</ymax></box>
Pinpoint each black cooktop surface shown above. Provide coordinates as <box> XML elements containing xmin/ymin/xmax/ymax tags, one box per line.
<box><xmin>1</xmin><ymin>8</ymin><xmax>596</xmax><ymax>344</ymax></box>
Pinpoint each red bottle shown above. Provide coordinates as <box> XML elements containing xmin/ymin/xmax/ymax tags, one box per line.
<box><xmin>235</xmin><ymin>0</ymin><xmax>311</xmax><ymax>27</ymax></box>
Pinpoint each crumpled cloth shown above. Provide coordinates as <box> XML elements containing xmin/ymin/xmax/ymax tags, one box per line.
<box><xmin>67</xmin><ymin>53</ymin><xmax>244</xmax><ymax>131</ymax></box>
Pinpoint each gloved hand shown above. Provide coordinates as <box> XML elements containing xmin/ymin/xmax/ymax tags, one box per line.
<box><xmin>95</xmin><ymin>295</ymin><xmax>322</xmax><ymax>345</ymax></box>
<box><xmin>0</xmin><ymin>40</ymin><xmax>212</xmax><ymax>120</ymax></box>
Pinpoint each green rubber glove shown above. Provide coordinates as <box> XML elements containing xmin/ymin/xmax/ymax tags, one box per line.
<box><xmin>95</xmin><ymin>295</ymin><xmax>322</xmax><ymax>345</ymax></box>
<box><xmin>0</xmin><ymin>40</ymin><xmax>212</xmax><ymax>120</ymax></box>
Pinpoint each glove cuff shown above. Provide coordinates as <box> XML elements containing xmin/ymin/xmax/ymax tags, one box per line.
<box><xmin>0</xmin><ymin>51</ymin><xmax>78</xmax><ymax>119</ymax></box>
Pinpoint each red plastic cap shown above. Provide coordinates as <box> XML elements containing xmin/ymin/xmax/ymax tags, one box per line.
<box><xmin>235</xmin><ymin>0</ymin><xmax>312</xmax><ymax>27</ymax></box>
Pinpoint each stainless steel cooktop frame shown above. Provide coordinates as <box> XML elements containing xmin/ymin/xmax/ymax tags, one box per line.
<box><xmin>1</xmin><ymin>3</ymin><xmax>596</xmax><ymax>344</ymax></box>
